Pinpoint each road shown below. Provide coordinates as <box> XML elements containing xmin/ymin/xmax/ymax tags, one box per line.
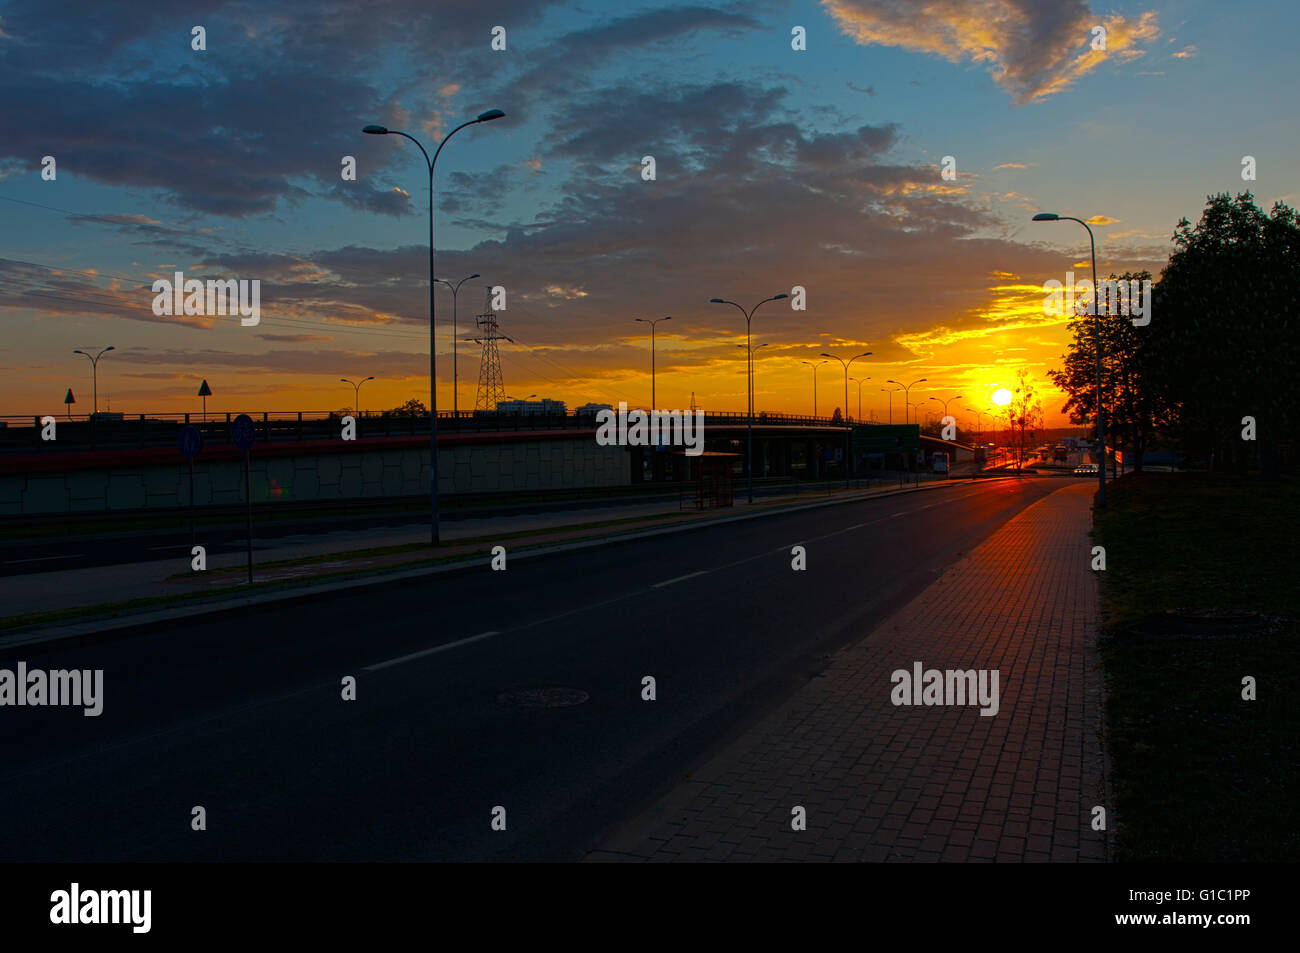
<box><xmin>0</xmin><ymin>475</ymin><xmax>926</xmax><ymax>576</ymax></box>
<box><xmin>0</xmin><ymin>476</ymin><xmax>1069</xmax><ymax>861</ymax></box>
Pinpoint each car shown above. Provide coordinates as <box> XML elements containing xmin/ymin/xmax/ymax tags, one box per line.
<box><xmin>1073</xmin><ymin>464</ymin><xmax>1099</xmax><ymax>475</ymax></box>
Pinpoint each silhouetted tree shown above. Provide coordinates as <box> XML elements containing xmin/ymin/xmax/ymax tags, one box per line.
<box><xmin>1147</xmin><ymin>192</ymin><xmax>1299</xmax><ymax>471</ymax></box>
<box><xmin>1048</xmin><ymin>269</ymin><xmax>1158</xmax><ymax>472</ymax></box>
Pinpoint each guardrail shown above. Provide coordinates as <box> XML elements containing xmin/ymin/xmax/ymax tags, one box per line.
<box><xmin>0</xmin><ymin>409</ymin><xmax>888</xmax><ymax>454</ymax></box>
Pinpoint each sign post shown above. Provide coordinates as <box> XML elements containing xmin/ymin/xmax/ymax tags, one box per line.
<box><xmin>63</xmin><ymin>388</ymin><xmax>75</xmax><ymax>420</ymax></box>
<box><xmin>232</xmin><ymin>414</ymin><xmax>256</xmax><ymax>584</ymax></box>
<box><xmin>198</xmin><ymin>379</ymin><xmax>212</xmax><ymax>421</ymax></box>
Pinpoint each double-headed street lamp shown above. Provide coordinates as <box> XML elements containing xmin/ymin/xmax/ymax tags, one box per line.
<box><xmin>72</xmin><ymin>346</ymin><xmax>114</xmax><ymax>417</ymax></box>
<box><xmin>886</xmin><ymin>378</ymin><xmax>928</xmax><ymax>425</ymax></box>
<box><xmin>434</xmin><ymin>272</ymin><xmax>480</xmax><ymax>417</ymax></box>
<box><xmin>341</xmin><ymin>376</ymin><xmax>374</xmax><ymax>416</ymax></box>
<box><xmin>851</xmin><ymin>376</ymin><xmax>870</xmax><ymax>421</ymax></box>
<box><xmin>800</xmin><ymin>359</ymin><xmax>826</xmax><ymax>417</ymax></box>
<box><xmin>710</xmin><ymin>294</ymin><xmax>788</xmax><ymax>504</ymax></box>
<box><xmin>1033</xmin><ymin>211</ymin><xmax>1106</xmax><ymax>505</ymax></box>
<box><xmin>635</xmin><ymin>315</ymin><xmax>671</xmax><ymax>409</ymax></box>
<box><xmin>364</xmin><ymin>107</ymin><xmax>505</xmax><ymax>544</ymax></box>
<box><xmin>965</xmin><ymin>406</ymin><xmax>986</xmax><ymax>443</ymax></box>
<box><xmin>822</xmin><ymin>351</ymin><xmax>872</xmax><ymax>487</ymax></box>
<box><xmin>929</xmin><ymin>394</ymin><xmax>964</xmax><ymax>427</ymax></box>
<box><xmin>881</xmin><ymin>385</ymin><xmax>900</xmax><ymax>425</ymax></box>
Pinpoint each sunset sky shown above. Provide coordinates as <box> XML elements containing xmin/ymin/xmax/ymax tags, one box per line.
<box><xmin>2</xmin><ymin>0</ymin><xmax>1296</xmax><ymax>427</ymax></box>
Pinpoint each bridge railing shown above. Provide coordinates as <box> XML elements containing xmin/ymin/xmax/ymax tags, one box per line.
<box><xmin>0</xmin><ymin>408</ymin><xmax>883</xmax><ymax>454</ymax></box>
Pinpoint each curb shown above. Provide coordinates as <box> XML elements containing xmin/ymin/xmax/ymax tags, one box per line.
<box><xmin>0</xmin><ymin>476</ymin><xmax>1015</xmax><ymax>650</ymax></box>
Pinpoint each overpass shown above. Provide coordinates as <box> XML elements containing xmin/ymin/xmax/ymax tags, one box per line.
<box><xmin>0</xmin><ymin>410</ymin><xmax>945</xmax><ymax>516</ymax></box>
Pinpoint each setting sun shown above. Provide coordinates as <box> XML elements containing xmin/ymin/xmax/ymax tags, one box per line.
<box><xmin>990</xmin><ymin>388</ymin><xmax>1012</xmax><ymax>407</ymax></box>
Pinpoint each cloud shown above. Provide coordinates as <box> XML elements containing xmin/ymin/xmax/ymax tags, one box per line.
<box><xmin>821</xmin><ymin>0</ymin><xmax>1160</xmax><ymax>103</ymax></box>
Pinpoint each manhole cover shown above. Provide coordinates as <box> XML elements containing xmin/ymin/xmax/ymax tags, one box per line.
<box><xmin>1125</xmin><ymin>609</ymin><xmax>1285</xmax><ymax>642</ymax></box>
<box><xmin>496</xmin><ymin>687</ymin><xmax>589</xmax><ymax>708</ymax></box>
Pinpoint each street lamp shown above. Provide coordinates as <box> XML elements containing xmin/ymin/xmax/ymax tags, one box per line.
<box><xmin>929</xmin><ymin>394</ymin><xmax>964</xmax><ymax>426</ymax></box>
<box><xmin>881</xmin><ymin>386</ymin><xmax>900</xmax><ymax>425</ymax></box>
<box><xmin>821</xmin><ymin>351</ymin><xmax>872</xmax><ymax>487</ymax></box>
<box><xmin>885</xmin><ymin>378</ymin><xmax>928</xmax><ymax>424</ymax></box>
<box><xmin>800</xmin><ymin>359</ymin><xmax>827</xmax><ymax>417</ymax></box>
<box><xmin>850</xmin><ymin>376</ymin><xmax>870</xmax><ymax>421</ymax></box>
<box><xmin>364</xmin><ymin>107</ymin><xmax>505</xmax><ymax>544</ymax></box>
<box><xmin>341</xmin><ymin>376</ymin><xmax>375</xmax><ymax>416</ymax></box>
<box><xmin>434</xmin><ymin>272</ymin><xmax>480</xmax><ymax>418</ymax></box>
<box><xmin>634</xmin><ymin>315</ymin><xmax>671</xmax><ymax>409</ymax></box>
<box><xmin>1033</xmin><ymin>210</ymin><xmax>1106</xmax><ymax>505</ymax></box>
<box><xmin>965</xmin><ymin>406</ymin><xmax>985</xmax><ymax>443</ymax></box>
<box><xmin>72</xmin><ymin>346</ymin><xmax>114</xmax><ymax>417</ymax></box>
<box><xmin>710</xmin><ymin>293</ymin><xmax>788</xmax><ymax>504</ymax></box>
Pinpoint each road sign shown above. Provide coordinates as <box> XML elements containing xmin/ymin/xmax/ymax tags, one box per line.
<box><xmin>64</xmin><ymin>388</ymin><xmax>75</xmax><ymax>406</ymax></box>
<box><xmin>232</xmin><ymin>413</ymin><xmax>256</xmax><ymax>450</ymax></box>
<box><xmin>197</xmin><ymin>379</ymin><xmax>212</xmax><ymax>397</ymax></box>
<box><xmin>178</xmin><ymin>424</ymin><xmax>202</xmax><ymax>459</ymax></box>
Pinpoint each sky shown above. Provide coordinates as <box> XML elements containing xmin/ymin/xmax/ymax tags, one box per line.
<box><xmin>2</xmin><ymin>0</ymin><xmax>1297</xmax><ymax>428</ymax></box>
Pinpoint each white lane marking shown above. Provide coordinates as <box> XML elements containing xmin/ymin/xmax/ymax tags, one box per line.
<box><xmin>4</xmin><ymin>554</ymin><xmax>85</xmax><ymax>564</ymax></box>
<box><xmin>651</xmin><ymin>570</ymin><xmax>708</xmax><ymax>588</ymax></box>
<box><xmin>364</xmin><ymin>631</ymin><xmax>500</xmax><ymax>671</ymax></box>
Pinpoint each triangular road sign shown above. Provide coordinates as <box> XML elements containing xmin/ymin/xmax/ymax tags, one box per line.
<box><xmin>64</xmin><ymin>388</ymin><xmax>75</xmax><ymax>404</ymax></box>
<box><xmin>198</xmin><ymin>379</ymin><xmax>212</xmax><ymax>396</ymax></box>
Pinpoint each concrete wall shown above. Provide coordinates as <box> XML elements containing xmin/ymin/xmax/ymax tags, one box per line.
<box><xmin>0</xmin><ymin>437</ymin><xmax>631</xmax><ymax>516</ymax></box>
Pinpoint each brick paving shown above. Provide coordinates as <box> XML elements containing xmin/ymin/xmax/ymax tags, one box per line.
<box><xmin>589</xmin><ymin>482</ymin><xmax>1111</xmax><ymax>862</ymax></box>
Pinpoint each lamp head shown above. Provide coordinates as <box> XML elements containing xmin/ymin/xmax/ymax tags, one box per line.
<box><xmin>709</xmin><ymin>298</ymin><xmax>726</xmax><ymax>304</ymax></box>
<box><xmin>1032</xmin><ymin>212</ymin><xmax>1059</xmax><ymax>222</ymax></box>
<box><xmin>476</xmin><ymin>109</ymin><xmax>505</xmax><ymax>122</ymax></box>
<box><xmin>772</xmin><ymin>293</ymin><xmax>789</xmax><ymax>300</ymax></box>
<box><xmin>362</xmin><ymin>124</ymin><xmax>388</xmax><ymax>135</ymax></box>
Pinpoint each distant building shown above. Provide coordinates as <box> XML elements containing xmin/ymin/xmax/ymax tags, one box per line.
<box><xmin>494</xmin><ymin>398</ymin><xmax>567</xmax><ymax>416</ymax></box>
<box><xmin>575</xmin><ymin>403</ymin><xmax>614</xmax><ymax>416</ymax></box>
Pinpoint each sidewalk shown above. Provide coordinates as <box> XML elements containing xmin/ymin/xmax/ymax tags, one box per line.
<box><xmin>588</xmin><ymin>482</ymin><xmax>1110</xmax><ymax>862</ymax></box>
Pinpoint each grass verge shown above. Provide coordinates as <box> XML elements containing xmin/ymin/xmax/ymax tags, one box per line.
<box><xmin>1093</xmin><ymin>471</ymin><xmax>1299</xmax><ymax>861</ymax></box>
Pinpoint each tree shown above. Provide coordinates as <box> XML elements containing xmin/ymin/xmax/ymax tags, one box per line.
<box><xmin>1048</xmin><ymin>269</ymin><xmax>1159</xmax><ymax>472</ymax></box>
<box><xmin>1146</xmin><ymin>192</ymin><xmax>1300</xmax><ymax>471</ymax></box>
<box><xmin>383</xmin><ymin>398</ymin><xmax>428</xmax><ymax>418</ymax></box>
<box><xmin>831</xmin><ymin>406</ymin><xmax>843</xmax><ymax>425</ymax></box>
<box><xmin>1004</xmin><ymin>368</ymin><xmax>1043</xmax><ymax>475</ymax></box>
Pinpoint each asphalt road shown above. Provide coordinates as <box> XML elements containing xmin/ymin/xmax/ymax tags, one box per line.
<box><xmin>0</xmin><ymin>475</ymin><xmax>1070</xmax><ymax>861</ymax></box>
<box><xmin>0</xmin><ymin>475</ymin><xmax>926</xmax><ymax>576</ymax></box>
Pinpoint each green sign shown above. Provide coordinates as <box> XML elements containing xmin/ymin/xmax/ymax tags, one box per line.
<box><xmin>852</xmin><ymin>423</ymin><xmax>919</xmax><ymax>453</ymax></box>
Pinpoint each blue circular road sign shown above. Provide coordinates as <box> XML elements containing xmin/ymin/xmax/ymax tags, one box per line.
<box><xmin>178</xmin><ymin>424</ymin><xmax>202</xmax><ymax>459</ymax></box>
<box><xmin>232</xmin><ymin>413</ymin><xmax>256</xmax><ymax>451</ymax></box>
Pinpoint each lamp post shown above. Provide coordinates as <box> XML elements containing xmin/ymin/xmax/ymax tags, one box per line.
<box><xmin>434</xmin><ymin>272</ymin><xmax>480</xmax><ymax>418</ymax></box>
<box><xmin>710</xmin><ymin>294</ymin><xmax>788</xmax><ymax>504</ymax></box>
<box><xmin>341</xmin><ymin>376</ymin><xmax>375</xmax><ymax>416</ymax></box>
<box><xmin>364</xmin><ymin>107</ymin><xmax>505</xmax><ymax>544</ymax></box>
<box><xmin>881</xmin><ymin>386</ymin><xmax>900</xmax><ymax>425</ymax></box>
<box><xmin>886</xmin><ymin>378</ymin><xmax>928</xmax><ymax>425</ymax></box>
<box><xmin>965</xmin><ymin>406</ymin><xmax>985</xmax><ymax>443</ymax></box>
<box><xmin>851</xmin><ymin>376</ymin><xmax>869</xmax><ymax>421</ymax></box>
<box><xmin>928</xmin><ymin>394</ymin><xmax>964</xmax><ymax>436</ymax></box>
<box><xmin>800</xmin><ymin>359</ymin><xmax>827</xmax><ymax>417</ymax></box>
<box><xmin>635</xmin><ymin>315</ymin><xmax>671</xmax><ymax>409</ymax></box>
<box><xmin>821</xmin><ymin>351</ymin><xmax>872</xmax><ymax>487</ymax></box>
<box><xmin>1033</xmin><ymin>211</ymin><xmax>1105</xmax><ymax>506</ymax></box>
<box><xmin>72</xmin><ymin>346</ymin><xmax>114</xmax><ymax>417</ymax></box>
